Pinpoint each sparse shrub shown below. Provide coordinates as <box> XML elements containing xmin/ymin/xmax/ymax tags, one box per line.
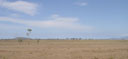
<box><xmin>29</xmin><ymin>52</ymin><xmax>33</xmax><ymax>54</ymax></box>
<box><xmin>109</xmin><ymin>56</ymin><xmax>114</xmax><ymax>59</ymax></box>
<box><xmin>94</xmin><ymin>57</ymin><xmax>98</xmax><ymax>59</ymax></box>
<box><xmin>78</xmin><ymin>56</ymin><xmax>82</xmax><ymax>59</ymax></box>
<box><xmin>3</xmin><ymin>56</ymin><xmax>6</xmax><ymax>59</ymax></box>
<box><xmin>0</xmin><ymin>56</ymin><xmax>2</xmax><ymax>59</ymax></box>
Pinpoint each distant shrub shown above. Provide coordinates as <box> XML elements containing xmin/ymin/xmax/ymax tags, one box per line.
<box><xmin>37</xmin><ymin>39</ymin><xmax>40</xmax><ymax>44</ymax></box>
<box><xmin>18</xmin><ymin>39</ymin><xmax>23</xmax><ymax>43</ymax></box>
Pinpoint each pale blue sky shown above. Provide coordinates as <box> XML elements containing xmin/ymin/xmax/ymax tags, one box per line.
<box><xmin>0</xmin><ymin>0</ymin><xmax>128</xmax><ymax>39</ymax></box>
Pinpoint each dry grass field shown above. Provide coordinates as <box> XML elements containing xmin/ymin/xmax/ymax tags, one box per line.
<box><xmin>0</xmin><ymin>39</ymin><xmax>128</xmax><ymax>59</ymax></box>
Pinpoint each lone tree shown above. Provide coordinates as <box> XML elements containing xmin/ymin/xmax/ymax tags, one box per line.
<box><xmin>26</xmin><ymin>29</ymin><xmax>32</xmax><ymax>38</ymax></box>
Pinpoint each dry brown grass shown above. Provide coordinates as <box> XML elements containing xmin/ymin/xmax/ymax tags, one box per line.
<box><xmin>0</xmin><ymin>39</ymin><xmax>128</xmax><ymax>59</ymax></box>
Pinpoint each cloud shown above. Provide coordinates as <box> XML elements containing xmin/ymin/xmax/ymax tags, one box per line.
<box><xmin>114</xmin><ymin>33</ymin><xmax>128</xmax><ymax>36</ymax></box>
<box><xmin>9</xmin><ymin>13</ymin><xmax>20</xmax><ymax>17</ymax></box>
<box><xmin>0</xmin><ymin>23</ymin><xmax>26</xmax><ymax>30</ymax></box>
<box><xmin>0</xmin><ymin>0</ymin><xmax>38</xmax><ymax>16</ymax></box>
<box><xmin>75</xmin><ymin>2</ymin><xmax>88</xmax><ymax>6</ymax></box>
<box><xmin>0</xmin><ymin>15</ymin><xmax>93</xmax><ymax>31</ymax></box>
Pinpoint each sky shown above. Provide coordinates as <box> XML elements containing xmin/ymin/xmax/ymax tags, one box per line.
<box><xmin>0</xmin><ymin>0</ymin><xmax>128</xmax><ymax>39</ymax></box>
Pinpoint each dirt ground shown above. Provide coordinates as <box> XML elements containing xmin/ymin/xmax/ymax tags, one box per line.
<box><xmin>0</xmin><ymin>40</ymin><xmax>128</xmax><ymax>59</ymax></box>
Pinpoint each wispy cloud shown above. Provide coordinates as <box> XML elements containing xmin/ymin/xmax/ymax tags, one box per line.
<box><xmin>75</xmin><ymin>2</ymin><xmax>88</xmax><ymax>6</ymax></box>
<box><xmin>0</xmin><ymin>14</ymin><xmax>93</xmax><ymax>31</ymax></box>
<box><xmin>0</xmin><ymin>0</ymin><xmax>38</xmax><ymax>16</ymax></box>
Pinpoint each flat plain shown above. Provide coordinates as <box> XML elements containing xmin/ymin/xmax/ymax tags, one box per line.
<box><xmin>0</xmin><ymin>39</ymin><xmax>128</xmax><ymax>59</ymax></box>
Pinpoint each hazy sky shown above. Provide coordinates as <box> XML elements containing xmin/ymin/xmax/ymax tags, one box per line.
<box><xmin>0</xmin><ymin>0</ymin><xmax>128</xmax><ymax>39</ymax></box>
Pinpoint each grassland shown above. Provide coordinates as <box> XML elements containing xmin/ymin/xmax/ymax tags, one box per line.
<box><xmin>0</xmin><ymin>39</ymin><xmax>128</xmax><ymax>59</ymax></box>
